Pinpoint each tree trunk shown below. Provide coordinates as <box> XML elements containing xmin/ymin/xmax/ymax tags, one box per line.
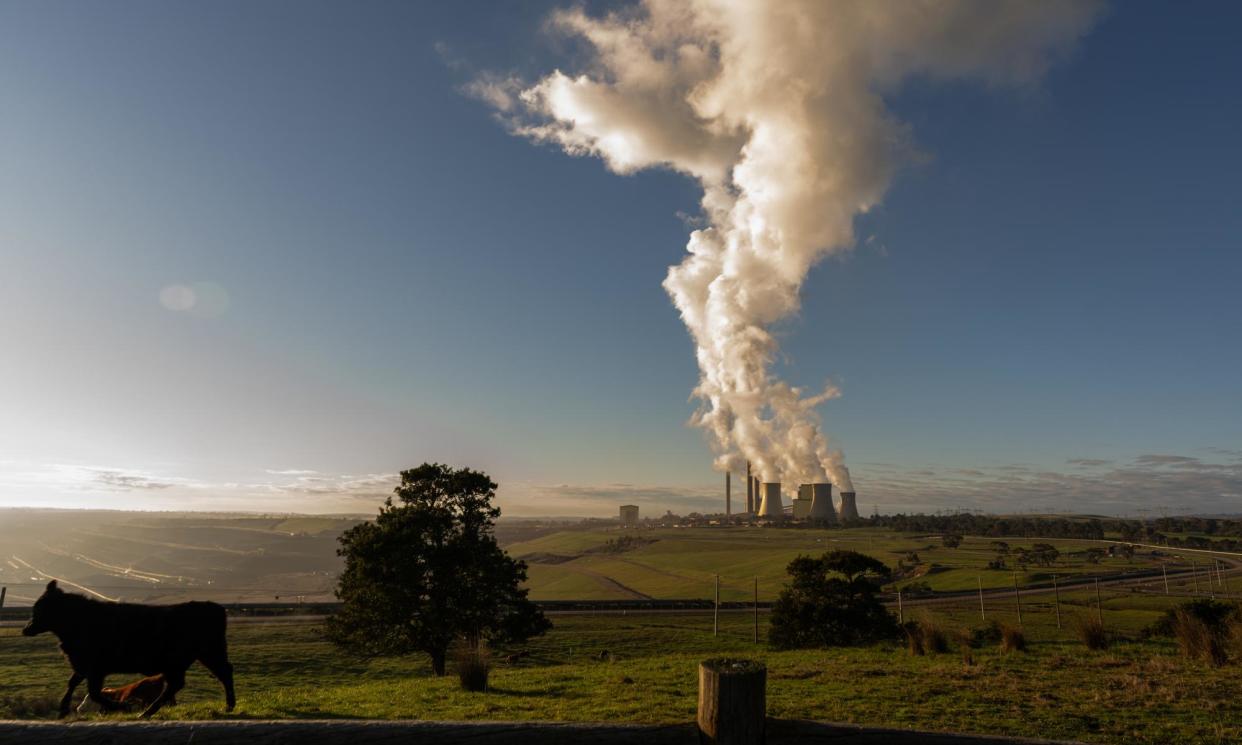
<box><xmin>430</xmin><ymin>648</ymin><xmax>447</xmax><ymax>676</ymax></box>
<box><xmin>697</xmin><ymin>659</ymin><xmax>765</xmax><ymax>745</ymax></box>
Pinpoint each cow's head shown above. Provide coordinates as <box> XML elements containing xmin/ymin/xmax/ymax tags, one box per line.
<box><xmin>21</xmin><ymin>580</ymin><xmax>64</xmax><ymax>637</ymax></box>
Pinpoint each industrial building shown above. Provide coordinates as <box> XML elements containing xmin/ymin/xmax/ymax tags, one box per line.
<box><xmin>619</xmin><ymin>504</ymin><xmax>639</xmax><ymax>527</ymax></box>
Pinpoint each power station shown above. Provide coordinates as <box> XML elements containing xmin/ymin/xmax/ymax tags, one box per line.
<box><xmin>723</xmin><ymin>461</ymin><xmax>857</xmax><ymax>525</ymax></box>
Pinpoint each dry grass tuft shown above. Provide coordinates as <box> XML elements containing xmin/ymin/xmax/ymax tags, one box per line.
<box><xmin>1076</xmin><ymin>615</ymin><xmax>1109</xmax><ymax>651</ymax></box>
<box><xmin>455</xmin><ymin>643</ymin><xmax>491</xmax><ymax>692</ymax></box>
<box><xmin>1000</xmin><ymin>623</ymin><xmax>1026</xmax><ymax>653</ymax></box>
<box><xmin>1172</xmin><ymin>610</ymin><xmax>1226</xmax><ymax>666</ymax></box>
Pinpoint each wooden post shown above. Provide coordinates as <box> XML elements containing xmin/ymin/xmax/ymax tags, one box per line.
<box><xmin>1052</xmin><ymin>574</ymin><xmax>1062</xmax><ymax>630</ymax></box>
<box><xmin>1162</xmin><ymin>563</ymin><xmax>1170</xmax><ymax>595</ymax></box>
<box><xmin>0</xmin><ymin>586</ymin><xmax>6</xmax><ymax>614</ymax></box>
<box><xmin>1013</xmin><ymin>574</ymin><xmax>1022</xmax><ymax>627</ymax></box>
<box><xmin>977</xmin><ymin>576</ymin><xmax>986</xmax><ymax>622</ymax></box>
<box><xmin>753</xmin><ymin>578</ymin><xmax>759</xmax><ymax>644</ymax></box>
<box><xmin>697</xmin><ymin>659</ymin><xmax>765</xmax><ymax>745</ymax></box>
<box><xmin>714</xmin><ymin>575</ymin><xmax>720</xmax><ymax>637</ymax></box>
<box><xmin>897</xmin><ymin>589</ymin><xmax>903</xmax><ymax>625</ymax></box>
<box><xmin>1191</xmin><ymin>561</ymin><xmax>1200</xmax><ymax>595</ymax></box>
<box><xmin>1094</xmin><ymin>577</ymin><xmax>1104</xmax><ymax>626</ymax></box>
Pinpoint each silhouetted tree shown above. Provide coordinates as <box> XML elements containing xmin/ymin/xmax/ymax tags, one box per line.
<box><xmin>942</xmin><ymin>533</ymin><xmax>963</xmax><ymax>549</ymax></box>
<box><xmin>769</xmin><ymin>550</ymin><xmax>898</xmax><ymax>649</ymax></box>
<box><xmin>327</xmin><ymin>464</ymin><xmax>550</xmax><ymax>675</ymax></box>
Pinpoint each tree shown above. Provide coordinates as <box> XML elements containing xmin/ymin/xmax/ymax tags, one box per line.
<box><xmin>327</xmin><ymin>464</ymin><xmax>550</xmax><ymax>675</ymax></box>
<box><xmin>942</xmin><ymin>533</ymin><xmax>963</xmax><ymax>549</ymax></box>
<box><xmin>769</xmin><ymin>550</ymin><xmax>898</xmax><ymax>649</ymax></box>
<box><xmin>1029</xmin><ymin>543</ymin><xmax>1060</xmax><ymax>567</ymax></box>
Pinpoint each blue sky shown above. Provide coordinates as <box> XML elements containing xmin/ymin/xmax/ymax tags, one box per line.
<box><xmin>1</xmin><ymin>1</ymin><xmax>1239</xmax><ymax>516</ymax></box>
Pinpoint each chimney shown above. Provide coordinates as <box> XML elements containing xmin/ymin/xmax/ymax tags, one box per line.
<box><xmin>746</xmin><ymin>462</ymin><xmax>753</xmax><ymax>513</ymax></box>
<box><xmin>725</xmin><ymin>471</ymin><xmax>731</xmax><ymax>516</ymax></box>
<box><xmin>757</xmin><ymin>482</ymin><xmax>785</xmax><ymax>520</ymax></box>
<box><xmin>839</xmin><ymin>491</ymin><xmax>859</xmax><ymax>521</ymax></box>
<box><xmin>808</xmin><ymin>482</ymin><xmax>836</xmax><ymax>523</ymax></box>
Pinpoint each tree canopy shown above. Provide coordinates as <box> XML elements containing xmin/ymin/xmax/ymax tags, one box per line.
<box><xmin>326</xmin><ymin>463</ymin><xmax>550</xmax><ymax>675</ymax></box>
<box><xmin>768</xmin><ymin>550</ymin><xmax>897</xmax><ymax>650</ymax></box>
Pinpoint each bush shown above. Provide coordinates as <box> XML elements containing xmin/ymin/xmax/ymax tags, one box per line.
<box><xmin>455</xmin><ymin>643</ymin><xmax>491</xmax><ymax>692</ymax></box>
<box><xmin>1000</xmin><ymin>623</ymin><xmax>1026</xmax><ymax>653</ymax></box>
<box><xmin>1076</xmin><ymin>615</ymin><xmax>1109</xmax><ymax>651</ymax></box>
<box><xmin>1172</xmin><ymin>610</ymin><xmax>1227</xmax><ymax>666</ymax></box>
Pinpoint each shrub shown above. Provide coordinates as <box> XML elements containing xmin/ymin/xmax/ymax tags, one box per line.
<box><xmin>905</xmin><ymin>624</ymin><xmax>924</xmax><ymax>656</ymax></box>
<box><xmin>1172</xmin><ymin>610</ymin><xmax>1226</xmax><ymax>666</ymax></box>
<box><xmin>917</xmin><ymin>616</ymin><xmax>949</xmax><ymax>653</ymax></box>
<box><xmin>455</xmin><ymin>643</ymin><xmax>491</xmax><ymax>692</ymax></box>
<box><xmin>1076</xmin><ymin>615</ymin><xmax>1109</xmax><ymax>651</ymax></box>
<box><xmin>1000</xmin><ymin>623</ymin><xmax>1026</xmax><ymax>653</ymax></box>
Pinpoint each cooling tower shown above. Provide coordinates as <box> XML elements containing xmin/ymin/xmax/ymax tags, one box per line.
<box><xmin>808</xmin><ymin>482</ymin><xmax>836</xmax><ymax>523</ymax></box>
<box><xmin>838</xmin><ymin>491</ymin><xmax>859</xmax><ymax>521</ymax></box>
<box><xmin>757</xmin><ymin>482</ymin><xmax>784</xmax><ymax>520</ymax></box>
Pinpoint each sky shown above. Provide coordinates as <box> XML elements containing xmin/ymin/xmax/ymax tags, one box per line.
<box><xmin>1</xmin><ymin>0</ymin><xmax>1239</xmax><ymax>518</ymax></box>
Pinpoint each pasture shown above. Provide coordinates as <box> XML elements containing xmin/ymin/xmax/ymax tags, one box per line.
<box><xmin>513</xmin><ymin>526</ymin><xmax>1183</xmax><ymax>601</ymax></box>
<box><xmin>3</xmin><ymin>594</ymin><xmax>1241</xmax><ymax>744</ymax></box>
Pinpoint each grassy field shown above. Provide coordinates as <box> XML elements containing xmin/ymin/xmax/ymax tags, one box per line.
<box><xmin>3</xmin><ymin>591</ymin><xmax>1241</xmax><ymax>744</ymax></box>
<box><xmin>513</xmin><ymin>526</ymin><xmax>1184</xmax><ymax>601</ymax></box>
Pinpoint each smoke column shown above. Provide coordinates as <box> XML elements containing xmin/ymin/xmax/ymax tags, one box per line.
<box><xmin>477</xmin><ymin>0</ymin><xmax>1101</xmax><ymax>488</ymax></box>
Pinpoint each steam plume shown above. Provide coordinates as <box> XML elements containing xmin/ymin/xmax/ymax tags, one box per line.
<box><xmin>478</xmin><ymin>0</ymin><xmax>1101</xmax><ymax>489</ymax></box>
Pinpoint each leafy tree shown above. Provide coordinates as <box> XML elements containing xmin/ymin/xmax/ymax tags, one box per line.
<box><xmin>327</xmin><ymin>464</ymin><xmax>550</xmax><ymax>675</ymax></box>
<box><xmin>1029</xmin><ymin>543</ymin><xmax>1060</xmax><ymax>567</ymax></box>
<box><xmin>769</xmin><ymin>550</ymin><xmax>898</xmax><ymax>649</ymax></box>
<box><xmin>942</xmin><ymin>533</ymin><xmax>963</xmax><ymax>549</ymax></box>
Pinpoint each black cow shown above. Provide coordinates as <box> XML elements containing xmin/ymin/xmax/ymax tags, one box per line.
<box><xmin>21</xmin><ymin>580</ymin><xmax>236</xmax><ymax>718</ymax></box>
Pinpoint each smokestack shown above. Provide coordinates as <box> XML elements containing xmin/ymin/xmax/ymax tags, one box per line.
<box><xmin>808</xmin><ymin>482</ymin><xmax>836</xmax><ymax>523</ymax></box>
<box><xmin>839</xmin><ymin>491</ymin><xmax>859</xmax><ymax>522</ymax></box>
<box><xmin>757</xmin><ymin>482</ymin><xmax>784</xmax><ymax>520</ymax></box>
<box><xmin>746</xmin><ymin>462</ymin><xmax>753</xmax><ymax>513</ymax></box>
<box><xmin>725</xmin><ymin>471</ymin><xmax>731</xmax><ymax>516</ymax></box>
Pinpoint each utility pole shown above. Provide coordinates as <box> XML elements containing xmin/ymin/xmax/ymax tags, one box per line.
<box><xmin>1013</xmin><ymin>574</ymin><xmax>1022</xmax><ymax>627</ymax></box>
<box><xmin>977</xmin><ymin>576</ymin><xmax>986</xmax><ymax>622</ymax></box>
<box><xmin>713</xmin><ymin>575</ymin><xmax>720</xmax><ymax>637</ymax></box>
<box><xmin>1094</xmin><ymin>577</ymin><xmax>1104</xmax><ymax>625</ymax></box>
<box><xmin>1052</xmin><ymin>574</ymin><xmax>1062</xmax><ymax>630</ymax></box>
<box><xmin>1162</xmin><ymin>563</ymin><xmax>1170</xmax><ymax>595</ymax></box>
<box><xmin>0</xmin><ymin>586</ymin><xmax>6</xmax><ymax>614</ymax></box>
<box><xmin>1191</xmin><ymin>561</ymin><xmax>1200</xmax><ymax>595</ymax></box>
<box><xmin>897</xmin><ymin>589</ymin><xmax>903</xmax><ymax>625</ymax></box>
<box><xmin>753</xmin><ymin>578</ymin><xmax>759</xmax><ymax>644</ymax></box>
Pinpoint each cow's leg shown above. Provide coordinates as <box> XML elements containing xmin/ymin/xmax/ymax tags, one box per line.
<box><xmin>86</xmin><ymin>674</ymin><xmax>126</xmax><ymax>712</ymax></box>
<box><xmin>199</xmin><ymin>653</ymin><xmax>236</xmax><ymax>711</ymax></box>
<box><xmin>139</xmin><ymin>669</ymin><xmax>184</xmax><ymax>719</ymax></box>
<box><xmin>57</xmin><ymin>672</ymin><xmax>83</xmax><ymax>718</ymax></box>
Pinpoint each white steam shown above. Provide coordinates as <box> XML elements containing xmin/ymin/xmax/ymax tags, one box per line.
<box><xmin>478</xmin><ymin>0</ymin><xmax>1101</xmax><ymax>490</ymax></box>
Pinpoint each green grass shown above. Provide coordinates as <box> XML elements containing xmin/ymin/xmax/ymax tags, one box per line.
<box><xmin>3</xmin><ymin>606</ymin><xmax>1241</xmax><ymax>743</ymax></box>
<box><xmin>514</xmin><ymin>527</ymin><xmax>1178</xmax><ymax>601</ymax></box>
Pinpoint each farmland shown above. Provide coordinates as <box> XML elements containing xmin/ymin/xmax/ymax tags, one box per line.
<box><xmin>3</xmin><ymin>603</ymin><xmax>1241</xmax><ymax>744</ymax></box>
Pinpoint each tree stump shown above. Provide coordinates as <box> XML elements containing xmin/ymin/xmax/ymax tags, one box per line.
<box><xmin>696</xmin><ymin>658</ymin><xmax>765</xmax><ymax>745</ymax></box>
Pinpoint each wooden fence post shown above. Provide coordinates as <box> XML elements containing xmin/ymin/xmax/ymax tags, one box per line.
<box><xmin>698</xmin><ymin>659</ymin><xmax>765</xmax><ymax>745</ymax></box>
<box><xmin>1162</xmin><ymin>563</ymin><xmax>1170</xmax><ymax>595</ymax></box>
<box><xmin>0</xmin><ymin>586</ymin><xmax>6</xmax><ymax>614</ymax></box>
<box><xmin>714</xmin><ymin>575</ymin><xmax>720</xmax><ymax>637</ymax></box>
